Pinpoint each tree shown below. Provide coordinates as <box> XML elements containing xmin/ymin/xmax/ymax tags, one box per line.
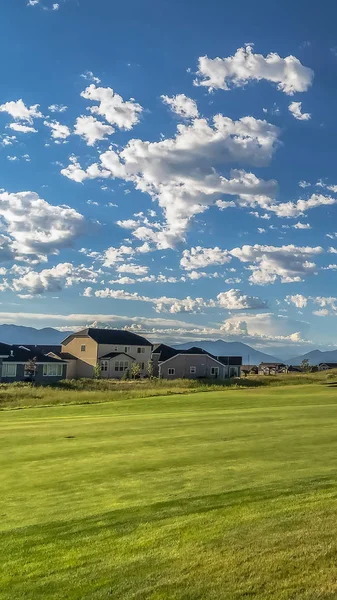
<box><xmin>25</xmin><ymin>357</ymin><xmax>37</xmax><ymax>384</ymax></box>
<box><xmin>131</xmin><ymin>362</ymin><xmax>141</xmax><ymax>380</ymax></box>
<box><xmin>93</xmin><ymin>363</ymin><xmax>101</xmax><ymax>379</ymax></box>
<box><xmin>147</xmin><ymin>360</ymin><xmax>154</xmax><ymax>379</ymax></box>
<box><xmin>301</xmin><ymin>359</ymin><xmax>310</xmax><ymax>373</ymax></box>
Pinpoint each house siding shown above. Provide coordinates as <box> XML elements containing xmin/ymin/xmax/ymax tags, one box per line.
<box><xmin>160</xmin><ymin>354</ymin><xmax>227</xmax><ymax>380</ymax></box>
<box><xmin>1</xmin><ymin>363</ymin><xmax>67</xmax><ymax>383</ymax></box>
<box><xmin>61</xmin><ymin>335</ymin><xmax>98</xmax><ymax>378</ymax></box>
<box><xmin>100</xmin><ymin>354</ymin><xmax>134</xmax><ymax>379</ymax></box>
<box><xmin>98</xmin><ymin>344</ymin><xmax>151</xmax><ymax>376</ymax></box>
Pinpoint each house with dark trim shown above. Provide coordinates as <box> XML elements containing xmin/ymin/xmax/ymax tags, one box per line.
<box><xmin>0</xmin><ymin>344</ymin><xmax>67</xmax><ymax>383</ymax></box>
<box><xmin>153</xmin><ymin>344</ymin><xmax>242</xmax><ymax>379</ymax></box>
<box><xmin>60</xmin><ymin>328</ymin><xmax>153</xmax><ymax>379</ymax></box>
<box><xmin>318</xmin><ymin>362</ymin><xmax>337</xmax><ymax>371</ymax></box>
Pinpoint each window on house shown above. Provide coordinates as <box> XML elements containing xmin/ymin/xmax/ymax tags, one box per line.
<box><xmin>168</xmin><ymin>368</ymin><xmax>175</xmax><ymax>376</ymax></box>
<box><xmin>210</xmin><ymin>367</ymin><xmax>219</xmax><ymax>376</ymax></box>
<box><xmin>114</xmin><ymin>346</ymin><xmax>118</xmax><ymax>352</ymax></box>
<box><xmin>190</xmin><ymin>366</ymin><xmax>196</xmax><ymax>374</ymax></box>
<box><xmin>101</xmin><ymin>361</ymin><xmax>108</xmax><ymax>372</ymax></box>
<box><xmin>137</xmin><ymin>347</ymin><xmax>145</xmax><ymax>354</ymax></box>
<box><xmin>124</xmin><ymin>346</ymin><xmax>130</xmax><ymax>354</ymax></box>
<box><xmin>115</xmin><ymin>361</ymin><xmax>129</xmax><ymax>372</ymax></box>
<box><xmin>2</xmin><ymin>363</ymin><xmax>17</xmax><ymax>378</ymax></box>
<box><xmin>43</xmin><ymin>364</ymin><xmax>63</xmax><ymax>377</ymax></box>
<box><xmin>81</xmin><ymin>345</ymin><xmax>86</xmax><ymax>352</ymax></box>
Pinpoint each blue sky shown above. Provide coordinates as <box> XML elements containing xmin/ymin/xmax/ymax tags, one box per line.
<box><xmin>1</xmin><ymin>0</ymin><xmax>337</xmax><ymax>355</ymax></box>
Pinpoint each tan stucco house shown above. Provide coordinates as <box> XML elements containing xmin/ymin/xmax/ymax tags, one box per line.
<box><xmin>60</xmin><ymin>328</ymin><xmax>153</xmax><ymax>379</ymax></box>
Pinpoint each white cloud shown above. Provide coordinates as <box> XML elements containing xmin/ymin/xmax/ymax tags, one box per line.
<box><xmin>27</xmin><ymin>0</ymin><xmax>39</xmax><ymax>5</ymax></box>
<box><xmin>267</xmin><ymin>194</ymin><xmax>336</xmax><ymax>218</ymax></box>
<box><xmin>180</xmin><ymin>246</ymin><xmax>231</xmax><ymax>270</ymax></box>
<box><xmin>12</xmin><ymin>263</ymin><xmax>99</xmax><ymax>296</ymax></box>
<box><xmin>231</xmin><ymin>244</ymin><xmax>322</xmax><ymax>284</ymax></box>
<box><xmin>288</xmin><ymin>101</ymin><xmax>311</xmax><ymax>121</ymax></box>
<box><xmin>44</xmin><ymin>120</ymin><xmax>71</xmax><ymax>140</ymax></box>
<box><xmin>161</xmin><ymin>94</ymin><xmax>199</xmax><ymax>118</ymax></box>
<box><xmin>217</xmin><ymin>289</ymin><xmax>267</xmax><ymax>310</ymax></box>
<box><xmin>0</xmin><ymin>134</ymin><xmax>16</xmax><ymax>146</ymax></box>
<box><xmin>299</xmin><ymin>180</ymin><xmax>310</xmax><ymax>188</ymax></box>
<box><xmin>285</xmin><ymin>294</ymin><xmax>308</xmax><ymax>308</ymax></box>
<box><xmin>9</xmin><ymin>123</ymin><xmax>37</xmax><ymax>134</ymax></box>
<box><xmin>48</xmin><ymin>104</ymin><xmax>68</xmax><ymax>113</ymax></box>
<box><xmin>74</xmin><ymin>115</ymin><xmax>114</xmax><ymax>146</ymax></box>
<box><xmin>293</xmin><ymin>222</ymin><xmax>311</xmax><ymax>229</ymax></box>
<box><xmin>313</xmin><ymin>309</ymin><xmax>329</xmax><ymax>317</ymax></box>
<box><xmin>0</xmin><ymin>191</ymin><xmax>86</xmax><ymax>261</ymax></box>
<box><xmin>0</xmin><ymin>99</ymin><xmax>42</xmax><ymax>123</ymax></box>
<box><xmin>102</xmin><ymin>245</ymin><xmax>134</xmax><ymax>267</ymax></box>
<box><xmin>7</xmin><ymin>156</ymin><xmax>18</xmax><ymax>162</ymax></box>
<box><xmin>81</xmin><ymin>71</ymin><xmax>101</xmax><ymax>84</ymax></box>
<box><xmin>61</xmin><ymin>114</ymin><xmax>278</xmax><ymax>246</ymax></box>
<box><xmin>194</xmin><ymin>45</ymin><xmax>314</xmax><ymax>95</ymax></box>
<box><xmin>81</xmin><ymin>84</ymin><xmax>143</xmax><ymax>130</ymax></box>
<box><xmin>220</xmin><ymin>312</ymin><xmax>310</xmax><ymax>344</ymax></box>
<box><xmin>52</xmin><ymin>3</ymin><xmax>59</xmax><ymax>9</ymax></box>
<box><xmin>116</xmin><ymin>264</ymin><xmax>149</xmax><ymax>276</ymax></box>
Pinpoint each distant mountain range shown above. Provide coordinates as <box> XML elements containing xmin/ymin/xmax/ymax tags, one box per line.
<box><xmin>287</xmin><ymin>349</ymin><xmax>337</xmax><ymax>366</ymax></box>
<box><xmin>174</xmin><ymin>339</ymin><xmax>283</xmax><ymax>364</ymax></box>
<box><xmin>0</xmin><ymin>324</ymin><xmax>70</xmax><ymax>345</ymax></box>
<box><xmin>0</xmin><ymin>325</ymin><xmax>336</xmax><ymax>366</ymax></box>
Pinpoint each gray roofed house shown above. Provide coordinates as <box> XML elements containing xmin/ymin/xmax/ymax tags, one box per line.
<box><xmin>154</xmin><ymin>344</ymin><xmax>242</xmax><ymax>380</ymax></box>
<box><xmin>0</xmin><ymin>344</ymin><xmax>67</xmax><ymax>383</ymax></box>
<box><xmin>61</xmin><ymin>328</ymin><xmax>153</xmax><ymax>379</ymax></box>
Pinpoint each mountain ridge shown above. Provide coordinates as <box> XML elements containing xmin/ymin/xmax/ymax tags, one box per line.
<box><xmin>173</xmin><ymin>339</ymin><xmax>283</xmax><ymax>364</ymax></box>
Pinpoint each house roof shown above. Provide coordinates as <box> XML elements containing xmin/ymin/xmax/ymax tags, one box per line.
<box><xmin>4</xmin><ymin>347</ymin><xmax>66</xmax><ymax>363</ymax></box>
<box><xmin>216</xmin><ymin>356</ymin><xmax>243</xmax><ymax>366</ymax></box>
<box><xmin>152</xmin><ymin>343</ymin><xmax>179</xmax><ymax>362</ymax></box>
<box><xmin>63</xmin><ymin>328</ymin><xmax>152</xmax><ymax>347</ymax></box>
<box><xmin>99</xmin><ymin>352</ymin><xmax>135</xmax><ymax>360</ymax></box>
<box><xmin>0</xmin><ymin>342</ymin><xmax>12</xmax><ymax>356</ymax></box>
<box><xmin>259</xmin><ymin>362</ymin><xmax>286</xmax><ymax>367</ymax></box>
<box><xmin>319</xmin><ymin>362</ymin><xmax>337</xmax><ymax>368</ymax></box>
<box><xmin>17</xmin><ymin>344</ymin><xmax>62</xmax><ymax>355</ymax></box>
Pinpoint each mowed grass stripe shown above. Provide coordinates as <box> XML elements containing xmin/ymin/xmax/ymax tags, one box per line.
<box><xmin>2</xmin><ymin>385</ymin><xmax>337</xmax><ymax>599</ymax></box>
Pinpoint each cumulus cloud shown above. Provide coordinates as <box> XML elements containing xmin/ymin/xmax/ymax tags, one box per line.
<box><xmin>74</xmin><ymin>115</ymin><xmax>114</xmax><ymax>146</ymax></box>
<box><xmin>194</xmin><ymin>45</ymin><xmax>314</xmax><ymax>95</ymax></box>
<box><xmin>285</xmin><ymin>294</ymin><xmax>308</xmax><ymax>308</ymax></box>
<box><xmin>44</xmin><ymin>120</ymin><xmax>71</xmax><ymax>140</ymax></box>
<box><xmin>48</xmin><ymin>104</ymin><xmax>68</xmax><ymax>113</ymax></box>
<box><xmin>9</xmin><ymin>123</ymin><xmax>37</xmax><ymax>134</ymax></box>
<box><xmin>231</xmin><ymin>244</ymin><xmax>322</xmax><ymax>284</ymax></box>
<box><xmin>217</xmin><ymin>289</ymin><xmax>267</xmax><ymax>310</ymax></box>
<box><xmin>0</xmin><ymin>191</ymin><xmax>86</xmax><ymax>261</ymax></box>
<box><xmin>288</xmin><ymin>101</ymin><xmax>311</xmax><ymax>121</ymax></box>
<box><xmin>0</xmin><ymin>99</ymin><xmax>42</xmax><ymax>123</ymax></box>
<box><xmin>293</xmin><ymin>222</ymin><xmax>311</xmax><ymax>229</ymax></box>
<box><xmin>220</xmin><ymin>312</ymin><xmax>310</xmax><ymax>343</ymax></box>
<box><xmin>161</xmin><ymin>94</ymin><xmax>199</xmax><ymax>118</ymax></box>
<box><xmin>267</xmin><ymin>194</ymin><xmax>336</xmax><ymax>218</ymax></box>
<box><xmin>81</xmin><ymin>71</ymin><xmax>101</xmax><ymax>84</ymax></box>
<box><xmin>81</xmin><ymin>84</ymin><xmax>143</xmax><ymax>130</ymax></box>
<box><xmin>116</xmin><ymin>263</ymin><xmax>149</xmax><ymax>276</ymax></box>
<box><xmin>101</xmin><ymin>245</ymin><xmax>135</xmax><ymax>267</ymax></box>
<box><xmin>180</xmin><ymin>246</ymin><xmax>231</xmax><ymax>270</ymax></box>
<box><xmin>61</xmin><ymin>114</ymin><xmax>278</xmax><ymax>246</ymax></box>
<box><xmin>11</xmin><ymin>263</ymin><xmax>99</xmax><ymax>296</ymax></box>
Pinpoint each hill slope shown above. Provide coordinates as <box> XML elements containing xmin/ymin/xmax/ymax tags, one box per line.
<box><xmin>287</xmin><ymin>349</ymin><xmax>337</xmax><ymax>366</ymax></box>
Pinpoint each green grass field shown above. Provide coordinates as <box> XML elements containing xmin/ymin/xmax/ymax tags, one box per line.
<box><xmin>2</xmin><ymin>382</ymin><xmax>337</xmax><ymax>599</ymax></box>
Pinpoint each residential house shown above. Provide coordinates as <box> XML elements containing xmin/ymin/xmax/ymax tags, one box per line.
<box><xmin>241</xmin><ymin>364</ymin><xmax>258</xmax><ymax>376</ymax></box>
<box><xmin>258</xmin><ymin>362</ymin><xmax>288</xmax><ymax>375</ymax></box>
<box><xmin>61</xmin><ymin>328</ymin><xmax>153</xmax><ymax>379</ymax></box>
<box><xmin>0</xmin><ymin>344</ymin><xmax>67</xmax><ymax>383</ymax></box>
<box><xmin>156</xmin><ymin>345</ymin><xmax>242</xmax><ymax>379</ymax></box>
<box><xmin>318</xmin><ymin>362</ymin><xmax>337</xmax><ymax>371</ymax></box>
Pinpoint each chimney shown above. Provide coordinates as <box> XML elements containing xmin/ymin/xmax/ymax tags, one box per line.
<box><xmin>10</xmin><ymin>349</ymin><xmax>14</xmax><ymax>357</ymax></box>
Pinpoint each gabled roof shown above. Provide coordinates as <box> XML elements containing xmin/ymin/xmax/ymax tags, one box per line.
<box><xmin>259</xmin><ymin>362</ymin><xmax>286</xmax><ymax>367</ymax></box>
<box><xmin>17</xmin><ymin>344</ymin><xmax>62</xmax><ymax>355</ymax></box>
<box><xmin>99</xmin><ymin>352</ymin><xmax>135</xmax><ymax>360</ymax></box>
<box><xmin>63</xmin><ymin>328</ymin><xmax>152</xmax><ymax>346</ymax></box>
<box><xmin>0</xmin><ymin>342</ymin><xmax>11</xmax><ymax>356</ymax></box>
<box><xmin>153</xmin><ymin>344</ymin><xmax>180</xmax><ymax>362</ymax></box>
<box><xmin>4</xmin><ymin>347</ymin><xmax>66</xmax><ymax>363</ymax></box>
<box><xmin>319</xmin><ymin>362</ymin><xmax>337</xmax><ymax>368</ymax></box>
